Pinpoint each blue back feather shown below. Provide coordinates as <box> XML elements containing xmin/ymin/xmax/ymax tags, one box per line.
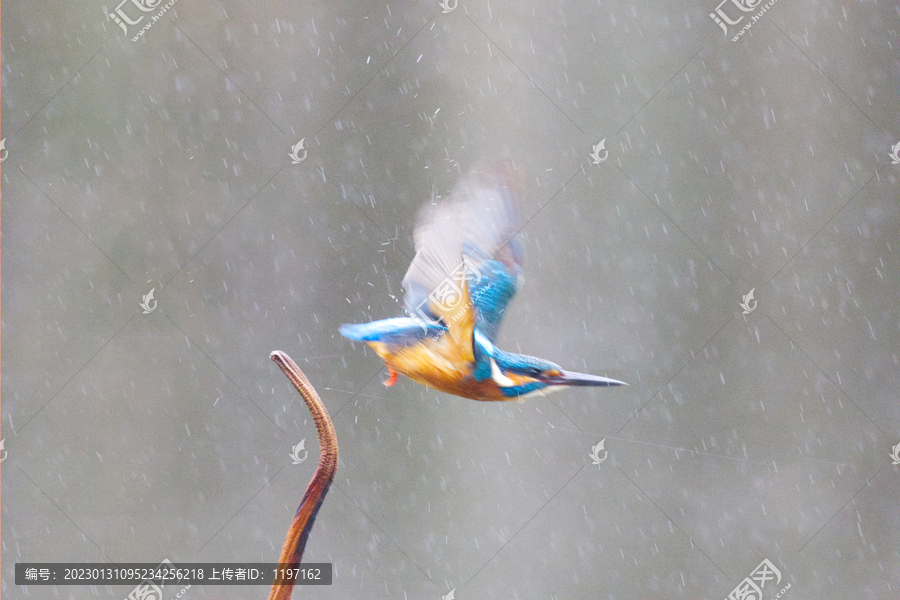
<box><xmin>339</xmin><ymin>318</ymin><xmax>445</xmax><ymax>346</ymax></box>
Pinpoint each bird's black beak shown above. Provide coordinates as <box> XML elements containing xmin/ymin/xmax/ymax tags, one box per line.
<box><xmin>542</xmin><ymin>370</ymin><xmax>627</xmax><ymax>387</ymax></box>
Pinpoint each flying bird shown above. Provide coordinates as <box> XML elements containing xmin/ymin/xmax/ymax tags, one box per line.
<box><xmin>340</xmin><ymin>161</ymin><xmax>626</xmax><ymax>401</ymax></box>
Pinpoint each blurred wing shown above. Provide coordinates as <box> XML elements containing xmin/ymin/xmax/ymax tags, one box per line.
<box><xmin>402</xmin><ymin>161</ymin><xmax>525</xmax><ymax>341</ymax></box>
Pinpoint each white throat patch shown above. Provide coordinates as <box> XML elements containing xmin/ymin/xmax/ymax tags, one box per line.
<box><xmin>490</xmin><ymin>359</ymin><xmax>516</xmax><ymax>387</ymax></box>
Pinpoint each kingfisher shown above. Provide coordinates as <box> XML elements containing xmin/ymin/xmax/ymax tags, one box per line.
<box><xmin>339</xmin><ymin>161</ymin><xmax>626</xmax><ymax>401</ymax></box>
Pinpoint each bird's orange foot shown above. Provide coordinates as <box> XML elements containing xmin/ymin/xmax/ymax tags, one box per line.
<box><xmin>383</xmin><ymin>368</ymin><xmax>398</xmax><ymax>387</ymax></box>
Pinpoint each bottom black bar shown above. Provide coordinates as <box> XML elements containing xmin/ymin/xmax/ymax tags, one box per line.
<box><xmin>15</xmin><ymin>563</ymin><xmax>332</xmax><ymax>586</ymax></box>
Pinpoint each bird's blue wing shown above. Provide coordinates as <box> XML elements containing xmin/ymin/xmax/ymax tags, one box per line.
<box><xmin>339</xmin><ymin>318</ymin><xmax>445</xmax><ymax>347</ymax></box>
<box><xmin>402</xmin><ymin>160</ymin><xmax>525</xmax><ymax>342</ymax></box>
<box><xmin>466</xmin><ymin>256</ymin><xmax>521</xmax><ymax>341</ymax></box>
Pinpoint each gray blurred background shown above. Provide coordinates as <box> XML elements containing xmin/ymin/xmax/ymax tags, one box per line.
<box><xmin>2</xmin><ymin>0</ymin><xmax>898</xmax><ymax>598</ymax></box>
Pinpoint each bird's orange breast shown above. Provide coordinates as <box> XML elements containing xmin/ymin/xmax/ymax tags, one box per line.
<box><xmin>366</xmin><ymin>337</ymin><xmax>511</xmax><ymax>402</ymax></box>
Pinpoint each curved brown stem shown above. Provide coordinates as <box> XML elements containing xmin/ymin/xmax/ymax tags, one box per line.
<box><xmin>267</xmin><ymin>351</ymin><xmax>339</xmax><ymax>600</ymax></box>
